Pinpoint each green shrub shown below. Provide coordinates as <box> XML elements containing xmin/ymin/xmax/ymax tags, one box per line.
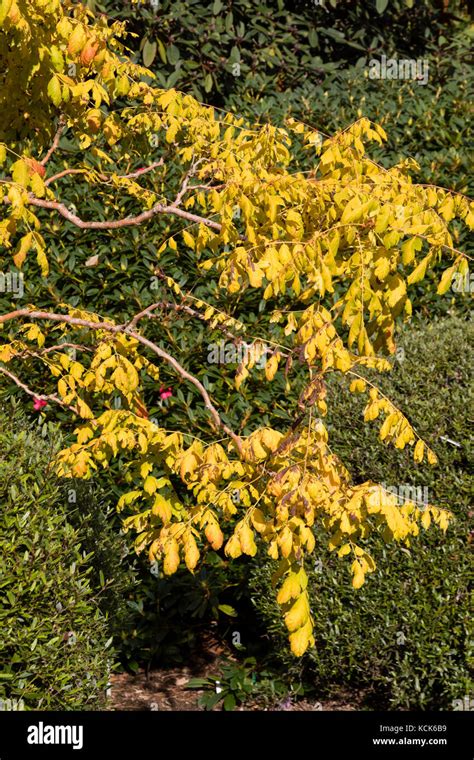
<box><xmin>249</xmin><ymin>316</ymin><xmax>473</xmax><ymax>709</ymax></box>
<box><xmin>97</xmin><ymin>0</ymin><xmax>470</xmax><ymax>104</ymax></box>
<box><xmin>115</xmin><ymin>547</ymin><xmax>252</xmax><ymax>671</ymax></box>
<box><xmin>227</xmin><ymin>27</ymin><xmax>473</xmax><ymax>195</ymax></box>
<box><xmin>62</xmin><ymin>471</ymin><xmax>252</xmax><ymax>672</ymax></box>
<box><xmin>0</xmin><ymin>404</ymin><xmax>113</xmax><ymax>710</ymax></box>
<box><xmin>63</xmin><ymin>479</ymin><xmax>139</xmax><ymax>644</ymax></box>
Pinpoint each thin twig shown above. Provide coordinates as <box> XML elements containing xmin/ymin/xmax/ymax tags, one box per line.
<box><xmin>40</xmin><ymin>116</ymin><xmax>66</xmax><ymax>166</ymax></box>
<box><xmin>0</xmin><ymin>364</ymin><xmax>80</xmax><ymax>414</ymax></box>
<box><xmin>45</xmin><ymin>159</ymin><xmax>165</xmax><ymax>187</ymax></box>
<box><xmin>173</xmin><ymin>159</ymin><xmax>204</xmax><ymax>207</ymax></box>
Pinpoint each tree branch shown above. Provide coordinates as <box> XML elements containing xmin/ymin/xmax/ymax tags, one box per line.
<box><xmin>26</xmin><ymin>196</ymin><xmax>223</xmax><ymax>232</ymax></box>
<box><xmin>118</xmin><ymin>159</ymin><xmax>165</xmax><ymax>181</ymax></box>
<box><xmin>40</xmin><ymin>116</ymin><xmax>66</xmax><ymax>166</ymax></box>
<box><xmin>125</xmin><ymin>300</ymin><xmax>238</xmax><ymax>342</ymax></box>
<box><xmin>173</xmin><ymin>158</ymin><xmax>204</xmax><ymax>207</ymax></box>
<box><xmin>44</xmin><ymin>169</ymin><xmax>86</xmax><ymax>186</ymax></box>
<box><xmin>0</xmin><ymin>364</ymin><xmax>80</xmax><ymax>414</ymax></box>
<box><xmin>44</xmin><ymin>159</ymin><xmax>165</xmax><ymax>187</ymax></box>
<box><xmin>15</xmin><ymin>342</ymin><xmax>94</xmax><ymax>359</ymax></box>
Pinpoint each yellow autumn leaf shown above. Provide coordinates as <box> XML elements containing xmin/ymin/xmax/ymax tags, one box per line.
<box><xmin>265</xmin><ymin>351</ymin><xmax>280</xmax><ymax>381</ymax></box>
<box><xmin>278</xmin><ymin>526</ymin><xmax>293</xmax><ymax>558</ymax></box>
<box><xmin>70</xmin><ymin>362</ymin><xmax>84</xmax><ymax>380</ymax></box>
<box><xmin>351</xmin><ymin>560</ymin><xmax>365</xmax><ymax>589</ymax></box>
<box><xmin>152</xmin><ymin>494</ymin><xmax>172</xmax><ymax>524</ymax></box>
<box><xmin>184</xmin><ymin>537</ymin><xmax>200</xmax><ymax>572</ymax></box>
<box><xmin>249</xmin><ymin>508</ymin><xmax>267</xmax><ymax>535</ymax></box>
<box><xmin>11</xmin><ymin>159</ymin><xmax>29</xmax><ymax>188</ymax></box>
<box><xmin>407</xmin><ymin>255</ymin><xmax>430</xmax><ymax>285</ymax></box>
<box><xmin>380</xmin><ymin>412</ymin><xmax>398</xmax><ymax>441</ymax></box>
<box><xmin>205</xmin><ymin>521</ymin><xmax>224</xmax><ymax>550</ymax></box>
<box><xmin>179</xmin><ymin>452</ymin><xmax>199</xmax><ymax>481</ymax></box>
<box><xmin>76</xmin><ymin>397</ymin><xmax>93</xmax><ymax>419</ymax></box>
<box><xmin>13</xmin><ymin>232</ymin><xmax>33</xmax><ymax>268</ymax></box>
<box><xmin>144</xmin><ymin>475</ymin><xmax>159</xmax><ymax>495</ymax></box>
<box><xmin>289</xmin><ymin>619</ymin><xmax>314</xmax><ymax>657</ymax></box>
<box><xmin>30</xmin><ymin>172</ymin><xmax>45</xmax><ymax>198</ymax></box>
<box><xmin>401</xmin><ymin>237</ymin><xmax>422</xmax><ymax>266</ymax></box>
<box><xmin>421</xmin><ymin>510</ymin><xmax>431</xmax><ymax>529</ymax></box>
<box><xmin>437</xmin><ymin>265</ymin><xmax>456</xmax><ymax>295</ymax></box>
<box><xmin>276</xmin><ymin>573</ymin><xmax>301</xmax><ymax>605</ymax></box>
<box><xmin>239</xmin><ymin>523</ymin><xmax>257</xmax><ymax>556</ymax></box>
<box><xmin>349</xmin><ymin>378</ymin><xmax>366</xmax><ymax>394</ymax></box>
<box><xmin>47</xmin><ymin>75</ymin><xmax>62</xmax><ymax>106</ymax></box>
<box><xmin>413</xmin><ymin>439</ymin><xmax>425</xmax><ymax>463</ymax></box>
<box><xmin>163</xmin><ymin>542</ymin><xmax>180</xmax><ymax>575</ymax></box>
<box><xmin>337</xmin><ymin>543</ymin><xmax>351</xmax><ymax>558</ymax></box>
<box><xmin>284</xmin><ymin>593</ymin><xmax>309</xmax><ymax>632</ymax></box>
<box><xmin>57</xmin><ymin>378</ymin><xmax>68</xmax><ymax>398</ymax></box>
<box><xmin>224</xmin><ymin>533</ymin><xmax>242</xmax><ymax>559</ymax></box>
<box><xmin>182</xmin><ymin>229</ymin><xmax>194</xmax><ymax>249</ymax></box>
<box><xmin>67</xmin><ymin>24</ymin><xmax>87</xmax><ymax>55</ymax></box>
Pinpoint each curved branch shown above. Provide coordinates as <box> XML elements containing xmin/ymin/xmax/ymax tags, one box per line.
<box><xmin>127</xmin><ymin>300</ymin><xmax>238</xmax><ymax>342</ymax></box>
<box><xmin>27</xmin><ymin>196</ymin><xmax>223</xmax><ymax>232</ymax></box>
<box><xmin>0</xmin><ymin>364</ymin><xmax>79</xmax><ymax>415</ymax></box>
<box><xmin>40</xmin><ymin>116</ymin><xmax>66</xmax><ymax>166</ymax></box>
<box><xmin>44</xmin><ymin>169</ymin><xmax>86</xmax><ymax>186</ymax></box>
<box><xmin>44</xmin><ymin>158</ymin><xmax>166</xmax><ymax>187</ymax></box>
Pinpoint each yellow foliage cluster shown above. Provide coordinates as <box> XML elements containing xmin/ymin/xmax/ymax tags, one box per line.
<box><xmin>0</xmin><ymin>1</ymin><xmax>468</xmax><ymax>656</ymax></box>
<box><xmin>53</xmin><ymin>403</ymin><xmax>450</xmax><ymax>656</ymax></box>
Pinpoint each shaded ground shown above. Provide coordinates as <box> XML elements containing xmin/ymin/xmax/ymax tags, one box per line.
<box><xmin>108</xmin><ymin>631</ymin><xmax>367</xmax><ymax>711</ymax></box>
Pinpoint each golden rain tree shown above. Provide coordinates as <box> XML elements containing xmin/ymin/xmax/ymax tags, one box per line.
<box><xmin>0</xmin><ymin>0</ymin><xmax>472</xmax><ymax>656</ymax></box>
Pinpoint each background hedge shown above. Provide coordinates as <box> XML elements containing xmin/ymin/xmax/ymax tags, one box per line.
<box><xmin>0</xmin><ymin>405</ymin><xmax>115</xmax><ymax>709</ymax></box>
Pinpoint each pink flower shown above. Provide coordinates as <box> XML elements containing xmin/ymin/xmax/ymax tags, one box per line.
<box><xmin>159</xmin><ymin>386</ymin><xmax>172</xmax><ymax>401</ymax></box>
<box><xmin>33</xmin><ymin>397</ymin><xmax>47</xmax><ymax>411</ymax></box>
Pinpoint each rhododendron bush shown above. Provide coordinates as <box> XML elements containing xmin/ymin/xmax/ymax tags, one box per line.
<box><xmin>1</xmin><ymin>0</ymin><xmax>473</xmax><ymax>656</ymax></box>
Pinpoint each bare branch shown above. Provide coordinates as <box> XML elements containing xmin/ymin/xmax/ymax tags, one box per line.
<box><xmin>188</xmin><ymin>183</ymin><xmax>226</xmax><ymax>192</ymax></box>
<box><xmin>26</xmin><ymin>196</ymin><xmax>223</xmax><ymax>232</ymax></box>
<box><xmin>125</xmin><ymin>293</ymin><xmax>240</xmax><ymax>342</ymax></box>
<box><xmin>40</xmin><ymin>116</ymin><xmax>66</xmax><ymax>166</ymax></box>
<box><xmin>159</xmin><ymin>301</ymin><xmax>238</xmax><ymax>342</ymax></box>
<box><xmin>44</xmin><ymin>169</ymin><xmax>86</xmax><ymax>186</ymax></box>
<box><xmin>126</xmin><ymin>304</ymin><xmax>161</xmax><ymax>331</ymax></box>
<box><xmin>44</xmin><ymin>159</ymin><xmax>165</xmax><ymax>187</ymax></box>
<box><xmin>15</xmin><ymin>342</ymin><xmax>94</xmax><ymax>359</ymax></box>
<box><xmin>39</xmin><ymin>342</ymin><xmax>94</xmax><ymax>355</ymax></box>
<box><xmin>120</xmin><ymin>159</ymin><xmax>165</xmax><ymax>181</ymax></box>
<box><xmin>173</xmin><ymin>158</ymin><xmax>205</xmax><ymax>207</ymax></box>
